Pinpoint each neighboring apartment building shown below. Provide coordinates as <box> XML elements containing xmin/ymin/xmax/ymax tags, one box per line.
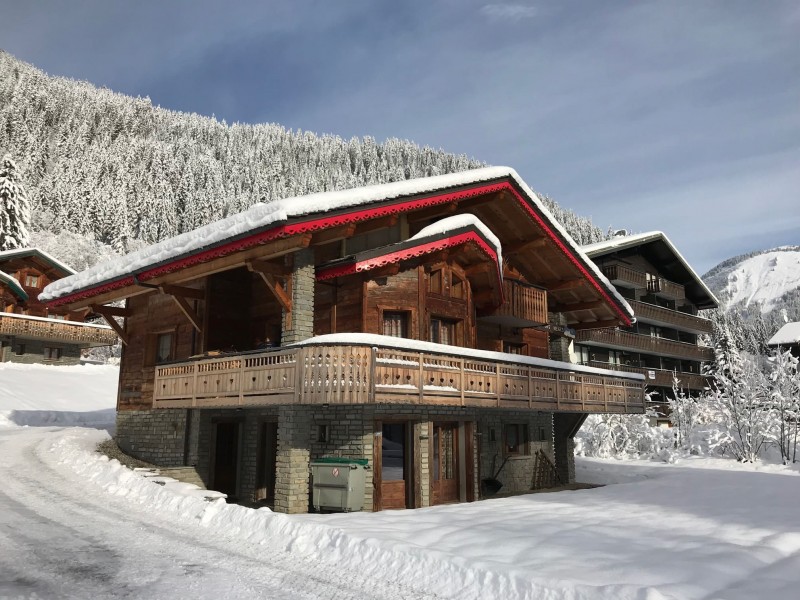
<box><xmin>768</xmin><ymin>322</ymin><xmax>800</xmax><ymax>358</ymax></box>
<box><xmin>41</xmin><ymin>167</ymin><xmax>646</xmax><ymax>513</ymax></box>
<box><xmin>0</xmin><ymin>248</ymin><xmax>117</xmax><ymax>364</ymax></box>
<box><xmin>578</xmin><ymin>232</ymin><xmax>719</xmax><ymax>421</ymax></box>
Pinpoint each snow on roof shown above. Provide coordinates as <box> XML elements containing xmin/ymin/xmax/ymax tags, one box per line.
<box><xmin>40</xmin><ymin>166</ymin><xmax>633</xmax><ymax>321</ymax></box>
<box><xmin>0</xmin><ymin>270</ymin><xmax>28</xmax><ymax>301</ymax></box>
<box><xmin>582</xmin><ymin>231</ymin><xmax>719</xmax><ymax>306</ymax></box>
<box><xmin>0</xmin><ymin>247</ymin><xmax>76</xmax><ymax>276</ymax></box>
<box><xmin>768</xmin><ymin>322</ymin><xmax>800</xmax><ymax>347</ymax></box>
<box><xmin>293</xmin><ymin>332</ymin><xmax>644</xmax><ymax>380</ymax></box>
<box><xmin>0</xmin><ymin>311</ymin><xmax>113</xmax><ymax>330</ymax></box>
<box><xmin>409</xmin><ymin>213</ymin><xmax>502</xmax><ymax>266</ymax></box>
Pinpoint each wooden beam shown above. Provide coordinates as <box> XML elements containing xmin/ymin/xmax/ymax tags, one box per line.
<box><xmin>90</xmin><ymin>303</ymin><xmax>132</xmax><ymax>318</ymax></box>
<box><xmin>90</xmin><ymin>304</ymin><xmax>129</xmax><ymax>345</ymax></box>
<box><xmin>544</xmin><ymin>278</ymin><xmax>585</xmax><ymax>292</ymax></box>
<box><xmin>506</xmin><ymin>237</ymin><xmax>548</xmax><ymax>254</ymax></box>
<box><xmin>406</xmin><ymin>202</ymin><xmax>460</xmax><ymax>223</ymax></box>
<box><xmin>369</xmin><ymin>263</ymin><xmax>401</xmax><ymax>278</ymax></box>
<box><xmin>249</xmin><ymin>268</ymin><xmax>292</xmax><ymax>313</ymax></box>
<box><xmin>158</xmin><ymin>287</ymin><xmax>203</xmax><ymax>332</ymax></box>
<box><xmin>552</xmin><ymin>300</ymin><xmax>605</xmax><ymax>313</ymax></box>
<box><xmin>353</xmin><ymin>215</ymin><xmax>398</xmax><ymax>235</ymax></box>
<box><xmin>246</xmin><ymin>259</ymin><xmax>290</xmax><ymax>278</ymax></box>
<box><xmin>570</xmin><ymin>320</ymin><xmax>620</xmax><ymax>331</ymax></box>
<box><xmin>158</xmin><ymin>283</ymin><xmax>204</xmax><ymax>300</ymax></box>
<box><xmin>312</xmin><ymin>223</ymin><xmax>357</xmax><ymax>245</ymax></box>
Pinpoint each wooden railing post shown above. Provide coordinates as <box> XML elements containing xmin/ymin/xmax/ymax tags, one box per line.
<box><xmin>418</xmin><ymin>352</ymin><xmax>424</xmax><ymax>404</ymax></box>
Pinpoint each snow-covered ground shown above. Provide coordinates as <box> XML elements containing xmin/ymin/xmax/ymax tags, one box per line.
<box><xmin>2</xmin><ymin>364</ymin><xmax>800</xmax><ymax>599</ymax></box>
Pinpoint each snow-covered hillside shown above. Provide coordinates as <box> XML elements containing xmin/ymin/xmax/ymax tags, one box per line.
<box><xmin>704</xmin><ymin>247</ymin><xmax>800</xmax><ymax>314</ymax></box>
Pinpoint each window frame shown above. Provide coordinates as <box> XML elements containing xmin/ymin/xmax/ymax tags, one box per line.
<box><xmin>503</xmin><ymin>423</ymin><xmax>529</xmax><ymax>456</ymax></box>
<box><xmin>43</xmin><ymin>346</ymin><xmax>62</xmax><ymax>361</ymax></box>
<box><xmin>154</xmin><ymin>330</ymin><xmax>176</xmax><ymax>365</ymax></box>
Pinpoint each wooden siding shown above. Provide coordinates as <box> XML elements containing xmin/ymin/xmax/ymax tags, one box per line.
<box><xmin>153</xmin><ymin>343</ymin><xmax>645</xmax><ymax>414</ymax></box>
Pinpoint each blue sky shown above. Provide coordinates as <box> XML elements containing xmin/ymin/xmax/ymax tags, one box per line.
<box><xmin>4</xmin><ymin>0</ymin><xmax>799</xmax><ymax>274</ymax></box>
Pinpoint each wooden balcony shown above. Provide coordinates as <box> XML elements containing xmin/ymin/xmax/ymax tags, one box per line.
<box><xmin>575</xmin><ymin>328</ymin><xmax>714</xmax><ymax>362</ymax></box>
<box><xmin>584</xmin><ymin>360</ymin><xmax>709</xmax><ymax>391</ymax></box>
<box><xmin>153</xmin><ymin>343</ymin><xmax>645</xmax><ymax>414</ymax></box>
<box><xmin>629</xmin><ymin>300</ymin><xmax>713</xmax><ymax>335</ymax></box>
<box><xmin>646</xmin><ymin>277</ymin><xmax>685</xmax><ymax>301</ymax></box>
<box><xmin>478</xmin><ymin>279</ymin><xmax>548</xmax><ymax>327</ymax></box>
<box><xmin>0</xmin><ymin>313</ymin><xmax>117</xmax><ymax>347</ymax></box>
<box><xmin>602</xmin><ymin>264</ymin><xmax>685</xmax><ymax>301</ymax></box>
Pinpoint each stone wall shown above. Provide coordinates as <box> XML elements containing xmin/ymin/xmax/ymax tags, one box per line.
<box><xmin>115</xmin><ymin>409</ymin><xmax>188</xmax><ymax>466</ymax></box>
<box><xmin>281</xmin><ymin>248</ymin><xmax>315</xmax><ymax>346</ymax></box>
<box><xmin>0</xmin><ymin>336</ymin><xmax>81</xmax><ymax>365</ymax></box>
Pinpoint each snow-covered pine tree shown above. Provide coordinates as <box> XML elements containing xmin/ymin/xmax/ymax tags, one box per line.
<box><xmin>767</xmin><ymin>348</ymin><xmax>800</xmax><ymax>464</ymax></box>
<box><xmin>0</xmin><ymin>153</ymin><xmax>32</xmax><ymax>250</ymax></box>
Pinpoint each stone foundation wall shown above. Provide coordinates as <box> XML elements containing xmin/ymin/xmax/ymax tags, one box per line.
<box><xmin>0</xmin><ymin>336</ymin><xmax>81</xmax><ymax>365</ymax></box>
<box><xmin>115</xmin><ymin>409</ymin><xmax>188</xmax><ymax>466</ymax></box>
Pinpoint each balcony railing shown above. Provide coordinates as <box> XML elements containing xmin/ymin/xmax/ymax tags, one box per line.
<box><xmin>0</xmin><ymin>313</ymin><xmax>117</xmax><ymax>346</ymax></box>
<box><xmin>575</xmin><ymin>328</ymin><xmax>714</xmax><ymax>362</ymax></box>
<box><xmin>602</xmin><ymin>264</ymin><xmax>685</xmax><ymax>300</ymax></box>
<box><xmin>479</xmin><ymin>279</ymin><xmax>548</xmax><ymax>326</ymax></box>
<box><xmin>629</xmin><ymin>300</ymin><xmax>712</xmax><ymax>335</ymax></box>
<box><xmin>583</xmin><ymin>360</ymin><xmax>709</xmax><ymax>390</ymax></box>
<box><xmin>153</xmin><ymin>343</ymin><xmax>645</xmax><ymax>414</ymax></box>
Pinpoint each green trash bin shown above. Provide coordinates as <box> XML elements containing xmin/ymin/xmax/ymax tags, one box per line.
<box><xmin>310</xmin><ymin>457</ymin><xmax>369</xmax><ymax>512</ymax></box>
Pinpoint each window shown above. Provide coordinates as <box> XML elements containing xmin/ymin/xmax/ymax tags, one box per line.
<box><xmin>429</xmin><ymin>269</ymin><xmax>443</xmax><ymax>295</ymax></box>
<box><xmin>608</xmin><ymin>350</ymin><xmax>622</xmax><ymax>365</ymax></box>
<box><xmin>429</xmin><ymin>317</ymin><xmax>457</xmax><ymax>345</ymax></box>
<box><xmin>503</xmin><ymin>342</ymin><xmax>525</xmax><ymax>355</ymax></box>
<box><xmin>317</xmin><ymin>424</ymin><xmax>330</xmax><ymax>443</ymax></box>
<box><xmin>43</xmin><ymin>347</ymin><xmax>62</xmax><ymax>360</ymax></box>
<box><xmin>24</xmin><ymin>274</ymin><xmax>41</xmax><ymax>288</ymax></box>
<box><xmin>451</xmin><ymin>275</ymin><xmax>464</xmax><ymax>299</ymax></box>
<box><xmin>504</xmin><ymin>424</ymin><xmax>528</xmax><ymax>455</ymax></box>
<box><xmin>382</xmin><ymin>311</ymin><xmax>409</xmax><ymax>338</ymax></box>
<box><xmin>15</xmin><ymin>344</ymin><xmax>25</xmax><ymax>356</ymax></box>
<box><xmin>156</xmin><ymin>332</ymin><xmax>175</xmax><ymax>364</ymax></box>
<box><xmin>650</xmin><ymin>326</ymin><xmax>662</xmax><ymax>339</ymax></box>
<box><xmin>575</xmin><ymin>345</ymin><xmax>591</xmax><ymax>365</ymax></box>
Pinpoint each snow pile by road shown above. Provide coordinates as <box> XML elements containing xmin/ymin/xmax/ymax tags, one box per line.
<box><xmin>0</xmin><ymin>362</ymin><xmax>118</xmax><ymax>428</ymax></box>
<box><xmin>720</xmin><ymin>249</ymin><xmax>800</xmax><ymax>313</ymax></box>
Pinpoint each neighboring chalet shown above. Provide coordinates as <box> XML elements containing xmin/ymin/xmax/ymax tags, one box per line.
<box><xmin>41</xmin><ymin>167</ymin><xmax>646</xmax><ymax>513</ymax></box>
<box><xmin>0</xmin><ymin>248</ymin><xmax>116</xmax><ymax>364</ymax></box>
<box><xmin>580</xmin><ymin>232</ymin><xmax>719</xmax><ymax>422</ymax></box>
<box><xmin>768</xmin><ymin>322</ymin><xmax>800</xmax><ymax>358</ymax></box>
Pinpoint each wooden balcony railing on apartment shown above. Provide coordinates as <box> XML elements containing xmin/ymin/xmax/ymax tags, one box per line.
<box><xmin>629</xmin><ymin>300</ymin><xmax>713</xmax><ymax>335</ymax></box>
<box><xmin>0</xmin><ymin>313</ymin><xmax>117</xmax><ymax>346</ymax></box>
<box><xmin>583</xmin><ymin>360</ymin><xmax>709</xmax><ymax>391</ymax></box>
<box><xmin>602</xmin><ymin>264</ymin><xmax>686</xmax><ymax>301</ymax></box>
<box><xmin>575</xmin><ymin>328</ymin><xmax>714</xmax><ymax>362</ymax></box>
<box><xmin>479</xmin><ymin>279</ymin><xmax>548</xmax><ymax>326</ymax></box>
<box><xmin>153</xmin><ymin>343</ymin><xmax>645</xmax><ymax>414</ymax></box>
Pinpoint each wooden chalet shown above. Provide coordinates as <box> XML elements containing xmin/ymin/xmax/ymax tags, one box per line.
<box><xmin>0</xmin><ymin>248</ymin><xmax>116</xmax><ymax>364</ymax></box>
<box><xmin>42</xmin><ymin>167</ymin><xmax>645</xmax><ymax>513</ymax></box>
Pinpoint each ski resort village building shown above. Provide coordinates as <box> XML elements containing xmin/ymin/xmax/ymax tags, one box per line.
<box><xmin>579</xmin><ymin>232</ymin><xmax>719</xmax><ymax>422</ymax></box>
<box><xmin>1</xmin><ymin>248</ymin><xmax>117</xmax><ymax>364</ymax></box>
<box><xmin>41</xmin><ymin>167</ymin><xmax>646</xmax><ymax>513</ymax></box>
<box><xmin>768</xmin><ymin>322</ymin><xmax>800</xmax><ymax>358</ymax></box>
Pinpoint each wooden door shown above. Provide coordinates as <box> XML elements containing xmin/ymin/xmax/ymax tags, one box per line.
<box><xmin>432</xmin><ymin>422</ymin><xmax>459</xmax><ymax>505</ymax></box>
<box><xmin>255</xmin><ymin>421</ymin><xmax>278</xmax><ymax>502</ymax></box>
<box><xmin>374</xmin><ymin>421</ymin><xmax>409</xmax><ymax>510</ymax></box>
<box><xmin>212</xmin><ymin>421</ymin><xmax>240</xmax><ymax>500</ymax></box>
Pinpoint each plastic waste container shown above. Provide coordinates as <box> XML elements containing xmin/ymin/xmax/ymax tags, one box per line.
<box><xmin>310</xmin><ymin>457</ymin><xmax>368</xmax><ymax>512</ymax></box>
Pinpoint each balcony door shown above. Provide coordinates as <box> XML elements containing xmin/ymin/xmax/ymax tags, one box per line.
<box><xmin>211</xmin><ymin>420</ymin><xmax>241</xmax><ymax>500</ymax></box>
<box><xmin>432</xmin><ymin>422</ymin><xmax>459</xmax><ymax>505</ymax></box>
<box><xmin>374</xmin><ymin>421</ymin><xmax>410</xmax><ymax>510</ymax></box>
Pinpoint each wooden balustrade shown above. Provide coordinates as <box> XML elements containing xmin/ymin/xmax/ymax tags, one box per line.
<box><xmin>479</xmin><ymin>279</ymin><xmax>548</xmax><ymax>326</ymax></box>
<box><xmin>153</xmin><ymin>343</ymin><xmax>645</xmax><ymax>413</ymax></box>
<box><xmin>575</xmin><ymin>328</ymin><xmax>714</xmax><ymax>362</ymax></box>
<box><xmin>602</xmin><ymin>264</ymin><xmax>685</xmax><ymax>300</ymax></box>
<box><xmin>629</xmin><ymin>300</ymin><xmax>713</xmax><ymax>334</ymax></box>
<box><xmin>584</xmin><ymin>360</ymin><xmax>709</xmax><ymax>391</ymax></box>
<box><xmin>0</xmin><ymin>313</ymin><xmax>117</xmax><ymax>346</ymax></box>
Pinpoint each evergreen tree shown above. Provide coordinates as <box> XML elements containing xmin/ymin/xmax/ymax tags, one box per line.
<box><xmin>0</xmin><ymin>153</ymin><xmax>31</xmax><ymax>250</ymax></box>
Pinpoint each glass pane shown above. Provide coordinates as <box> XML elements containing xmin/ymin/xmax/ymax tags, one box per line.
<box><xmin>382</xmin><ymin>423</ymin><xmax>405</xmax><ymax>481</ymax></box>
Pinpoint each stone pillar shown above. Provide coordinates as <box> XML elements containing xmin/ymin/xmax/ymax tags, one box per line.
<box><xmin>281</xmin><ymin>247</ymin><xmax>315</xmax><ymax>346</ymax></box>
<box><xmin>184</xmin><ymin>408</ymin><xmax>201</xmax><ymax>466</ymax></box>
<box><xmin>553</xmin><ymin>413</ymin><xmax>587</xmax><ymax>485</ymax></box>
<box><xmin>273</xmin><ymin>405</ymin><xmax>312</xmax><ymax>513</ymax></box>
<box><xmin>548</xmin><ymin>312</ymin><xmax>573</xmax><ymax>363</ymax></box>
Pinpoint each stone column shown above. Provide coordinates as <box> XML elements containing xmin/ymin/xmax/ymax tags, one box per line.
<box><xmin>553</xmin><ymin>413</ymin><xmax>587</xmax><ymax>485</ymax></box>
<box><xmin>273</xmin><ymin>405</ymin><xmax>312</xmax><ymax>513</ymax></box>
<box><xmin>548</xmin><ymin>312</ymin><xmax>573</xmax><ymax>363</ymax></box>
<box><xmin>281</xmin><ymin>248</ymin><xmax>315</xmax><ymax>346</ymax></box>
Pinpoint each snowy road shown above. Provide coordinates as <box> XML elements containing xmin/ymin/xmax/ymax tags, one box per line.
<box><xmin>0</xmin><ymin>426</ymin><xmax>433</xmax><ymax>600</ymax></box>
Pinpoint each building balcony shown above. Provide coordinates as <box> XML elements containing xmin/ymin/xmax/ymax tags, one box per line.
<box><xmin>583</xmin><ymin>360</ymin><xmax>709</xmax><ymax>391</ymax></box>
<box><xmin>153</xmin><ymin>340</ymin><xmax>645</xmax><ymax>414</ymax></box>
<box><xmin>478</xmin><ymin>279</ymin><xmax>548</xmax><ymax>327</ymax></box>
<box><xmin>629</xmin><ymin>300</ymin><xmax>713</xmax><ymax>335</ymax></box>
<box><xmin>602</xmin><ymin>264</ymin><xmax>685</xmax><ymax>301</ymax></box>
<box><xmin>0</xmin><ymin>312</ymin><xmax>117</xmax><ymax>347</ymax></box>
<box><xmin>575</xmin><ymin>328</ymin><xmax>714</xmax><ymax>362</ymax></box>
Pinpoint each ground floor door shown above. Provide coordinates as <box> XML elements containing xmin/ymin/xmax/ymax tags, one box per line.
<box><xmin>212</xmin><ymin>421</ymin><xmax>240</xmax><ymax>500</ymax></box>
<box><xmin>255</xmin><ymin>421</ymin><xmax>278</xmax><ymax>503</ymax></box>
<box><xmin>432</xmin><ymin>422</ymin><xmax>459</xmax><ymax>505</ymax></box>
<box><xmin>374</xmin><ymin>422</ymin><xmax>409</xmax><ymax>510</ymax></box>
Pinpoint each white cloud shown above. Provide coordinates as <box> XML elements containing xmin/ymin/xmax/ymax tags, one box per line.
<box><xmin>480</xmin><ymin>3</ymin><xmax>538</xmax><ymax>21</ymax></box>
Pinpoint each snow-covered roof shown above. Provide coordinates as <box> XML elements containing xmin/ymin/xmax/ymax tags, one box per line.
<box><xmin>0</xmin><ymin>247</ymin><xmax>76</xmax><ymax>276</ymax></box>
<box><xmin>40</xmin><ymin>166</ymin><xmax>634</xmax><ymax>322</ymax></box>
<box><xmin>293</xmin><ymin>333</ymin><xmax>644</xmax><ymax>381</ymax></box>
<box><xmin>767</xmin><ymin>322</ymin><xmax>800</xmax><ymax>347</ymax></box>
<box><xmin>409</xmin><ymin>214</ymin><xmax>503</xmax><ymax>266</ymax></box>
<box><xmin>582</xmin><ymin>231</ymin><xmax>719</xmax><ymax>308</ymax></box>
<box><xmin>0</xmin><ymin>270</ymin><xmax>28</xmax><ymax>301</ymax></box>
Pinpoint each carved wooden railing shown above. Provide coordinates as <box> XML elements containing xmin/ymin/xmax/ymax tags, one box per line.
<box><xmin>575</xmin><ymin>328</ymin><xmax>714</xmax><ymax>362</ymax></box>
<box><xmin>629</xmin><ymin>300</ymin><xmax>712</xmax><ymax>334</ymax></box>
<box><xmin>602</xmin><ymin>264</ymin><xmax>685</xmax><ymax>300</ymax></box>
<box><xmin>154</xmin><ymin>344</ymin><xmax>645</xmax><ymax>413</ymax></box>
<box><xmin>583</xmin><ymin>360</ymin><xmax>709</xmax><ymax>391</ymax></box>
<box><xmin>0</xmin><ymin>313</ymin><xmax>117</xmax><ymax>346</ymax></box>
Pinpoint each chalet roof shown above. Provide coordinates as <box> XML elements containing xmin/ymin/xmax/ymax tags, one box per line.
<box><xmin>0</xmin><ymin>269</ymin><xmax>28</xmax><ymax>301</ymax></box>
<box><xmin>0</xmin><ymin>247</ymin><xmax>76</xmax><ymax>279</ymax></box>
<box><xmin>582</xmin><ymin>231</ymin><xmax>719</xmax><ymax>310</ymax></box>
<box><xmin>767</xmin><ymin>322</ymin><xmax>800</xmax><ymax>347</ymax></box>
<box><xmin>40</xmin><ymin>166</ymin><xmax>634</xmax><ymax>324</ymax></box>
